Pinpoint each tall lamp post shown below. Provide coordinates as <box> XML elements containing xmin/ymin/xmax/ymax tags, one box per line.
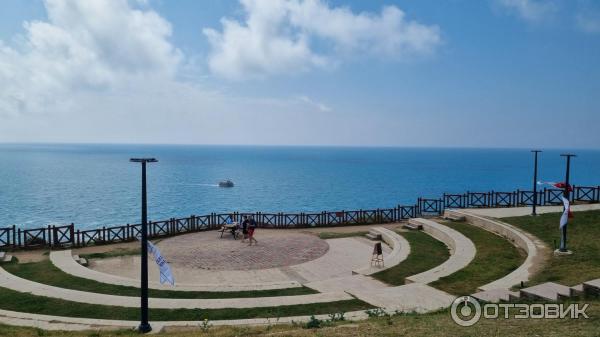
<box><xmin>559</xmin><ymin>154</ymin><xmax>575</xmax><ymax>252</ymax></box>
<box><xmin>531</xmin><ymin>150</ymin><xmax>542</xmax><ymax>216</ymax></box>
<box><xmin>130</xmin><ymin>158</ymin><xmax>158</xmax><ymax>333</ymax></box>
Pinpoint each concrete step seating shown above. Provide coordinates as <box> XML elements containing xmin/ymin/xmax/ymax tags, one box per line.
<box><xmin>353</xmin><ymin>227</ymin><xmax>410</xmax><ymax>276</ymax></box>
<box><xmin>472</xmin><ymin>289</ymin><xmax>519</xmax><ymax>303</ymax></box>
<box><xmin>517</xmin><ymin>282</ymin><xmax>571</xmax><ymax>302</ymax></box>
<box><xmin>472</xmin><ymin>280</ymin><xmax>600</xmax><ymax>303</ymax></box>
<box><xmin>404</xmin><ymin>218</ymin><xmax>476</xmax><ymax>284</ymax></box>
<box><xmin>583</xmin><ymin>279</ymin><xmax>600</xmax><ymax>297</ymax></box>
<box><xmin>444</xmin><ymin>209</ymin><xmax>545</xmax><ymax>292</ymax></box>
<box><xmin>403</xmin><ymin>219</ymin><xmax>423</xmax><ymax>230</ymax></box>
<box><xmin>0</xmin><ymin>251</ymin><xmax>13</xmax><ymax>263</ymax></box>
<box><xmin>0</xmin><ymin>267</ymin><xmax>354</xmax><ymax>309</ymax></box>
<box><xmin>444</xmin><ymin>213</ymin><xmax>465</xmax><ymax>222</ymax></box>
<box><xmin>365</xmin><ymin>230</ymin><xmax>382</xmax><ymax>241</ymax></box>
<box><xmin>569</xmin><ymin>284</ymin><xmax>585</xmax><ymax>298</ymax></box>
<box><xmin>72</xmin><ymin>255</ymin><xmax>88</xmax><ymax>267</ymax></box>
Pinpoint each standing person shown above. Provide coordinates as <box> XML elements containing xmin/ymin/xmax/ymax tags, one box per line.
<box><xmin>240</xmin><ymin>216</ymin><xmax>249</xmax><ymax>243</ymax></box>
<box><xmin>248</xmin><ymin>216</ymin><xmax>258</xmax><ymax>246</ymax></box>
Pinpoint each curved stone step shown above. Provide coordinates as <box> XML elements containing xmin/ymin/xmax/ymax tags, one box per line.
<box><xmin>404</xmin><ymin>220</ymin><xmax>422</xmax><ymax>230</ymax></box>
<box><xmin>365</xmin><ymin>233</ymin><xmax>381</xmax><ymax>241</ymax></box>
<box><xmin>444</xmin><ymin>209</ymin><xmax>548</xmax><ymax>291</ymax></box>
<box><xmin>520</xmin><ymin>282</ymin><xmax>570</xmax><ymax>302</ymax></box>
<box><xmin>50</xmin><ymin>250</ymin><xmax>301</xmax><ymax>291</ymax></box>
<box><xmin>583</xmin><ymin>278</ymin><xmax>600</xmax><ymax>297</ymax></box>
<box><xmin>472</xmin><ymin>289</ymin><xmax>518</xmax><ymax>303</ymax></box>
<box><xmin>405</xmin><ymin>218</ymin><xmax>476</xmax><ymax>284</ymax></box>
<box><xmin>353</xmin><ymin>227</ymin><xmax>410</xmax><ymax>275</ymax></box>
<box><xmin>0</xmin><ymin>308</ymin><xmax>370</xmax><ymax>331</ymax></box>
<box><xmin>0</xmin><ymin>267</ymin><xmax>351</xmax><ymax>309</ymax></box>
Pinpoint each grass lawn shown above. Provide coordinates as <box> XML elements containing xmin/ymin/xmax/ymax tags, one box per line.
<box><xmin>0</xmin><ymin>286</ymin><xmax>371</xmax><ymax>321</ymax></box>
<box><xmin>371</xmin><ymin>230</ymin><xmax>449</xmax><ymax>285</ymax></box>
<box><xmin>317</xmin><ymin>231</ymin><xmax>369</xmax><ymax>239</ymax></box>
<box><xmin>79</xmin><ymin>247</ymin><xmax>141</xmax><ymax>259</ymax></box>
<box><xmin>2</xmin><ymin>260</ymin><xmax>316</xmax><ymax>299</ymax></box>
<box><xmin>1</xmin><ymin>300</ymin><xmax>598</xmax><ymax>337</ymax></box>
<box><xmin>431</xmin><ymin>221</ymin><xmax>525</xmax><ymax>295</ymax></box>
<box><xmin>504</xmin><ymin>209</ymin><xmax>600</xmax><ymax>286</ymax></box>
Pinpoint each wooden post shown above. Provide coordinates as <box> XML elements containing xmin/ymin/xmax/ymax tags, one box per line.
<box><xmin>47</xmin><ymin>225</ymin><xmax>52</xmax><ymax>248</ymax></box>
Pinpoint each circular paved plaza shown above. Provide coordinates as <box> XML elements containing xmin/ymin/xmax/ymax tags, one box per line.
<box><xmin>157</xmin><ymin>229</ymin><xmax>330</xmax><ymax>270</ymax></box>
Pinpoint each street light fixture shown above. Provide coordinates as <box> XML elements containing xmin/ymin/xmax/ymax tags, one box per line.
<box><xmin>559</xmin><ymin>154</ymin><xmax>575</xmax><ymax>252</ymax></box>
<box><xmin>531</xmin><ymin>150</ymin><xmax>542</xmax><ymax>216</ymax></box>
<box><xmin>130</xmin><ymin>157</ymin><xmax>158</xmax><ymax>333</ymax></box>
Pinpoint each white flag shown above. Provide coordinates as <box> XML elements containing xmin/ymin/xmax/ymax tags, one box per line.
<box><xmin>560</xmin><ymin>196</ymin><xmax>570</xmax><ymax>229</ymax></box>
<box><xmin>147</xmin><ymin>241</ymin><xmax>175</xmax><ymax>286</ymax></box>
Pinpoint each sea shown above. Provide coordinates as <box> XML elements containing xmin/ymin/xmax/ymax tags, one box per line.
<box><xmin>0</xmin><ymin>144</ymin><xmax>598</xmax><ymax>229</ymax></box>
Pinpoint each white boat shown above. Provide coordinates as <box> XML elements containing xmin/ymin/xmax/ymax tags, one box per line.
<box><xmin>218</xmin><ymin>180</ymin><xmax>234</xmax><ymax>188</ymax></box>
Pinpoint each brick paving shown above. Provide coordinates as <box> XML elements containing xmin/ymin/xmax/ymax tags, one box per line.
<box><xmin>158</xmin><ymin>229</ymin><xmax>330</xmax><ymax>270</ymax></box>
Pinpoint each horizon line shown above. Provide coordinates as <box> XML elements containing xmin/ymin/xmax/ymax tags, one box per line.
<box><xmin>0</xmin><ymin>141</ymin><xmax>599</xmax><ymax>151</ymax></box>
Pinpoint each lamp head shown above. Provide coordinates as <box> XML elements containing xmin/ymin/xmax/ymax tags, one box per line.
<box><xmin>130</xmin><ymin>158</ymin><xmax>158</xmax><ymax>163</ymax></box>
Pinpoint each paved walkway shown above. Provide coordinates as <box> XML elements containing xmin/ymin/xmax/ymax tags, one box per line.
<box><xmin>463</xmin><ymin>204</ymin><xmax>600</xmax><ymax>218</ymax></box>
<box><xmin>405</xmin><ymin>218</ymin><xmax>476</xmax><ymax>284</ymax></box>
<box><xmin>0</xmin><ymin>267</ymin><xmax>352</xmax><ymax>309</ymax></box>
<box><xmin>306</xmin><ymin>274</ymin><xmax>454</xmax><ymax>312</ymax></box>
<box><xmin>0</xmin><ymin>308</ymin><xmax>371</xmax><ymax>331</ymax></box>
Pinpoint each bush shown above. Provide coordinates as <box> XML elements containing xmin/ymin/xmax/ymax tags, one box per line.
<box><xmin>305</xmin><ymin>315</ymin><xmax>323</xmax><ymax>329</ymax></box>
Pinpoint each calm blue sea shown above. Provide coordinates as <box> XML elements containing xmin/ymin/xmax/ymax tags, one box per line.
<box><xmin>0</xmin><ymin>144</ymin><xmax>598</xmax><ymax>229</ymax></box>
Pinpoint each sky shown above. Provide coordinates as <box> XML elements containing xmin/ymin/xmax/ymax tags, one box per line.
<box><xmin>0</xmin><ymin>0</ymin><xmax>599</xmax><ymax>148</ymax></box>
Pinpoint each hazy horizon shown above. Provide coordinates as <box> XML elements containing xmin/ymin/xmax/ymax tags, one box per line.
<box><xmin>2</xmin><ymin>141</ymin><xmax>600</xmax><ymax>151</ymax></box>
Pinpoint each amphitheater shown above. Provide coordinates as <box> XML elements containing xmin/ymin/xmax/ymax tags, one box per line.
<box><xmin>1</xmin><ymin>203</ymin><xmax>599</xmax><ymax>332</ymax></box>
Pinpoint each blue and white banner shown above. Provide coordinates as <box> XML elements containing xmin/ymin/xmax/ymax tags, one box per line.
<box><xmin>560</xmin><ymin>196</ymin><xmax>570</xmax><ymax>229</ymax></box>
<box><xmin>147</xmin><ymin>241</ymin><xmax>175</xmax><ymax>286</ymax></box>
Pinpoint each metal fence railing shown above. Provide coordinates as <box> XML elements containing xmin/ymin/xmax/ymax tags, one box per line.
<box><xmin>2</xmin><ymin>185</ymin><xmax>598</xmax><ymax>250</ymax></box>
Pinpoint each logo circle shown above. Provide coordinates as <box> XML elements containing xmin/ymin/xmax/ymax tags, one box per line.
<box><xmin>450</xmin><ymin>296</ymin><xmax>481</xmax><ymax>327</ymax></box>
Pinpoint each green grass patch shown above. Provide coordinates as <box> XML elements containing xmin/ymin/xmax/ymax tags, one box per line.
<box><xmin>0</xmin><ymin>286</ymin><xmax>371</xmax><ymax>321</ymax></box>
<box><xmin>431</xmin><ymin>221</ymin><xmax>526</xmax><ymax>295</ymax></box>
<box><xmin>505</xmin><ymin>209</ymin><xmax>600</xmax><ymax>286</ymax></box>
<box><xmin>317</xmin><ymin>231</ymin><xmax>368</xmax><ymax>239</ymax></box>
<box><xmin>79</xmin><ymin>247</ymin><xmax>140</xmax><ymax>259</ymax></box>
<box><xmin>371</xmin><ymin>230</ymin><xmax>450</xmax><ymax>285</ymax></box>
<box><xmin>3</xmin><ymin>260</ymin><xmax>316</xmax><ymax>299</ymax></box>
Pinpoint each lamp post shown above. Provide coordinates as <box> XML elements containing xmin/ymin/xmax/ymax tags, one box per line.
<box><xmin>130</xmin><ymin>157</ymin><xmax>158</xmax><ymax>333</ymax></box>
<box><xmin>531</xmin><ymin>150</ymin><xmax>542</xmax><ymax>216</ymax></box>
<box><xmin>559</xmin><ymin>154</ymin><xmax>575</xmax><ymax>252</ymax></box>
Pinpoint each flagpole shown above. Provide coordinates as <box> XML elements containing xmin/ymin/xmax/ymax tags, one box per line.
<box><xmin>559</xmin><ymin>154</ymin><xmax>575</xmax><ymax>252</ymax></box>
<box><xmin>130</xmin><ymin>157</ymin><xmax>158</xmax><ymax>333</ymax></box>
<box><xmin>531</xmin><ymin>150</ymin><xmax>542</xmax><ymax>216</ymax></box>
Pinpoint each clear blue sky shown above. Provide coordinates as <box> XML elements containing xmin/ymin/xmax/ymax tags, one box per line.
<box><xmin>0</xmin><ymin>0</ymin><xmax>599</xmax><ymax>148</ymax></box>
